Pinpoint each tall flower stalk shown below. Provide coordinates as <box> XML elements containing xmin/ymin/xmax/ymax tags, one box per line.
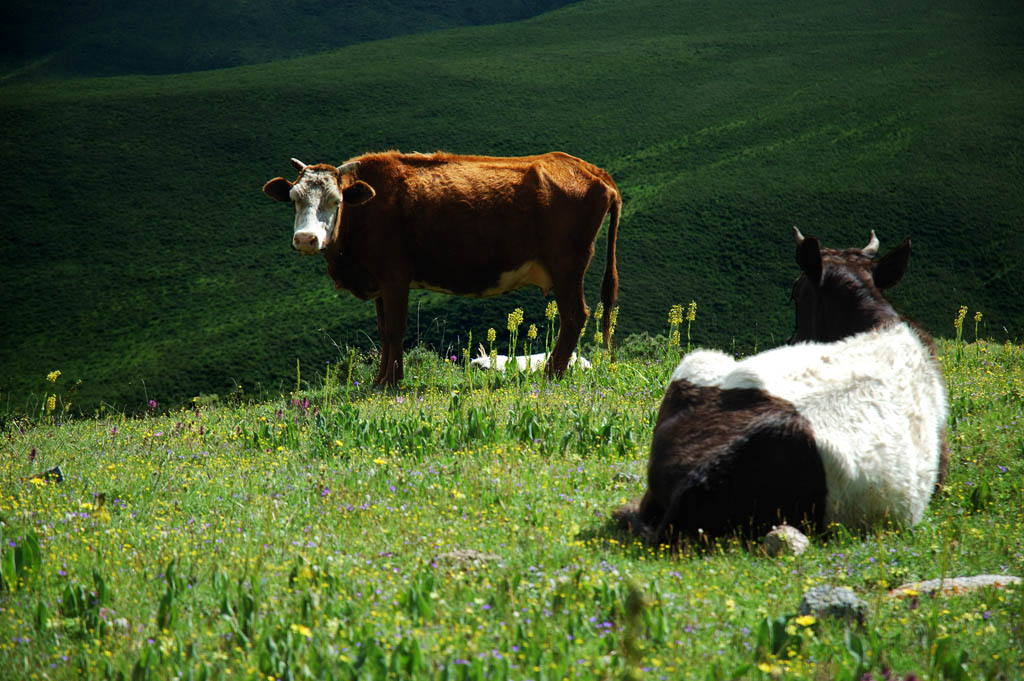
<box><xmin>954</xmin><ymin>305</ymin><xmax>968</xmax><ymax>363</ymax></box>
<box><xmin>685</xmin><ymin>300</ymin><xmax>697</xmax><ymax>353</ymax></box>
<box><xmin>667</xmin><ymin>304</ymin><xmax>683</xmax><ymax>365</ymax></box>
<box><xmin>544</xmin><ymin>300</ymin><xmax>558</xmax><ymax>357</ymax></box>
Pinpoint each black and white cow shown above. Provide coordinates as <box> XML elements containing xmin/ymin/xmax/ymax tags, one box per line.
<box><xmin>615</xmin><ymin>229</ymin><xmax>949</xmax><ymax>542</ymax></box>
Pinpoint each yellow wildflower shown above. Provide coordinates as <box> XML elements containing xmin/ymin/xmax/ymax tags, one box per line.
<box><xmin>289</xmin><ymin>623</ymin><xmax>313</xmax><ymax>639</ymax></box>
<box><xmin>487</xmin><ymin>328</ymin><xmax>496</xmax><ymax>343</ymax></box>
<box><xmin>794</xmin><ymin>614</ymin><xmax>815</xmax><ymax>627</ymax></box>
<box><xmin>954</xmin><ymin>305</ymin><xmax>968</xmax><ymax>331</ymax></box>
<box><xmin>545</xmin><ymin>300</ymin><xmax>558</xmax><ymax>321</ymax></box>
<box><xmin>527</xmin><ymin>324</ymin><xmax>538</xmax><ymax>341</ymax></box>
<box><xmin>686</xmin><ymin>300</ymin><xmax>697</xmax><ymax>322</ymax></box>
<box><xmin>507</xmin><ymin>307</ymin><xmax>524</xmax><ymax>332</ymax></box>
<box><xmin>668</xmin><ymin>304</ymin><xmax>683</xmax><ymax>326</ymax></box>
<box><xmin>46</xmin><ymin>370</ymin><xmax>61</xmax><ymax>383</ymax></box>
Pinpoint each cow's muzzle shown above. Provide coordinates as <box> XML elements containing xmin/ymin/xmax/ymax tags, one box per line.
<box><xmin>292</xmin><ymin>231</ymin><xmax>322</xmax><ymax>255</ymax></box>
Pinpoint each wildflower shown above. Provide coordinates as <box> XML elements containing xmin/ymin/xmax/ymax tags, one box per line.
<box><xmin>507</xmin><ymin>307</ymin><xmax>524</xmax><ymax>332</ymax></box>
<box><xmin>974</xmin><ymin>311</ymin><xmax>982</xmax><ymax>323</ymax></box>
<box><xmin>527</xmin><ymin>324</ymin><xmax>538</xmax><ymax>341</ymax></box>
<box><xmin>46</xmin><ymin>395</ymin><xmax>56</xmax><ymax>414</ymax></box>
<box><xmin>46</xmin><ymin>370</ymin><xmax>61</xmax><ymax>383</ymax></box>
<box><xmin>954</xmin><ymin>305</ymin><xmax>968</xmax><ymax>331</ymax></box>
<box><xmin>545</xmin><ymin>300</ymin><xmax>558</xmax><ymax>321</ymax></box>
<box><xmin>487</xmin><ymin>328</ymin><xmax>497</xmax><ymax>343</ymax></box>
<box><xmin>148</xmin><ymin>399</ymin><xmax>158</xmax><ymax>413</ymax></box>
<box><xmin>289</xmin><ymin>623</ymin><xmax>313</xmax><ymax>639</ymax></box>
<box><xmin>686</xmin><ymin>300</ymin><xmax>697</xmax><ymax>322</ymax></box>
<box><xmin>593</xmin><ymin>303</ymin><xmax>605</xmax><ymax>344</ymax></box>
<box><xmin>669</xmin><ymin>330</ymin><xmax>680</xmax><ymax>347</ymax></box>
<box><xmin>793</xmin><ymin>614</ymin><xmax>815</xmax><ymax>627</ymax></box>
<box><xmin>608</xmin><ymin>306</ymin><xmax>619</xmax><ymax>339</ymax></box>
<box><xmin>668</xmin><ymin>304</ymin><xmax>683</xmax><ymax>326</ymax></box>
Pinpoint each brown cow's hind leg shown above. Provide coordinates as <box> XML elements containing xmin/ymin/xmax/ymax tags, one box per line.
<box><xmin>547</xmin><ymin>277</ymin><xmax>588</xmax><ymax>376</ymax></box>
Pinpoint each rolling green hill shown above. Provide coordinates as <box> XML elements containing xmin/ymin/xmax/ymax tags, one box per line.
<box><xmin>2</xmin><ymin>0</ymin><xmax>1022</xmax><ymax>414</ymax></box>
<box><xmin>1</xmin><ymin>0</ymin><xmax>578</xmax><ymax>79</ymax></box>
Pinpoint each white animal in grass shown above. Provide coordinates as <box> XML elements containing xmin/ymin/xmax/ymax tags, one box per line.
<box><xmin>470</xmin><ymin>344</ymin><xmax>591</xmax><ymax>372</ymax></box>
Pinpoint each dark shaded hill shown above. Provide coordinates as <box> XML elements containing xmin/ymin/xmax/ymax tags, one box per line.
<box><xmin>2</xmin><ymin>0</ymin><xmax>1021</xmax><ymax>413</ymax></box>
<box><xmin>0</xmin><ymin>0</ymin><xmax>578</xmax><ymax>79</ymax></box>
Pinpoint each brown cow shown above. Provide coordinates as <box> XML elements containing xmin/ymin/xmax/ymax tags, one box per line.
<box><xmin>263</xmin><ymin>151</ymin><xmax>621</xmax><ymax>385</ymax></box>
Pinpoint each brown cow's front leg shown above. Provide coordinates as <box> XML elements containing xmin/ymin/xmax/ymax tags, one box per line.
<box><xmin>376</xmin><ymin>287</ymin><xmax>409</xmax><ymax>386</ymax></box>
<box><xmin>373</xmin><ymin>298</ymin><xmax>390</xmax><ymax>385</ymax></box>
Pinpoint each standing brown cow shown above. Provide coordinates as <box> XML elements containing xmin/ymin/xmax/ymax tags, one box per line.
<box><xmin>263</xmin><ymin>151</ymin><xmax>621</xmax><ymax>385</ymax></box>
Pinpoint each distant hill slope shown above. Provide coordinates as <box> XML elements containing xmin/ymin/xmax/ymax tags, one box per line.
<box><xmin>2</xmin><ymin>0</ymin><xmax>1021</xmax><ymax>413</ymax></box>
<box><xmin>1</xmin><ymin>0</ymin><xmax>578</xmax><ymax>79</ymax></box>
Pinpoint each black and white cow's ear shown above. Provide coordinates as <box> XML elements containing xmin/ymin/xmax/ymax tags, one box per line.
<box><xmin>263</xmin><ymin>177</ymin><xmax>293</xmax><ymax>203</ymax></box>
<box><xmin>874</xmin><ymin>237</ymin><xmax>911</xmax><ymax>290</ymax></box>
<box><xmin>342</xmin><ymin>180</ymin><xmax>376</xmax><ymax>206</ymax></box>
<box><xmin>796</xmin><ymin>236</ymin><xmax>824</xmax><ymax>286</ymax></box>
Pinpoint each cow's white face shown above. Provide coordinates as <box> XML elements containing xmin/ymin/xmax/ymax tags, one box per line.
<box><xmin>289</xmin><ymin>169</ymin><xmax>342</xmax><ymax>254</ymax></box>
<box><xmin>263</xmin><ymin>159</ymin><xmax>376</xmax><ymax>255</ymax></box>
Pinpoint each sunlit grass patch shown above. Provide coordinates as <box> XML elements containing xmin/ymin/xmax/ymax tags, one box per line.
<box><xmin>1</xmin><ymin>330</ymin><xmax>1022</xmax><ymax>679</ymax></box>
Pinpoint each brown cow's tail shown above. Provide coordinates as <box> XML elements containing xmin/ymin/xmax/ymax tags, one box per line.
<box><xmin>601</xmin><ymin>189</ymin><xmax>621</xmax><ymax>350</ymax></box>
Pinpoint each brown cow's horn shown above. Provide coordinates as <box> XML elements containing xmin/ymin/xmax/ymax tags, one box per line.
<box><xmin>290</xmin><ymin>158</ymin><xmax>307</xmax><ymax>171</ymax></box>
<box><xmin>863</xmin><ymin>230</ymin><xmax>880</xmax><ymax>256</ymax></box>
<box><xmin>792</xmin><ymin>226</ymin><xmax>805</xmax><ymax>245</ymax></box>
<box><xmin>337</xmin><ymin>161</ymin><xmax>360</xmax><ymax>175</ymax></box>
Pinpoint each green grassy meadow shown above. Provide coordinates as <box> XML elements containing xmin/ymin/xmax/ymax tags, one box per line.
<box><xmin>1</xmin><ymin>325</ymin><xmax>1022</xmax><ymax>679</ymax></box>
<box><xmin>2</xmin><ymin>0</ymin><xmax>1023</xmax><ymax>414</ymax></box>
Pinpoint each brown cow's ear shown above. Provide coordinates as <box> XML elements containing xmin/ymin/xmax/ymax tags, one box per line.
<box><xmin>263</xmin><ymin>177</ymin><xmax>293</xmax><ymax>202</ymax></box>
<box><xmin>874</xmin><ymin>237</ymin><xmax>911</xmax><ymax>290</ymax></box>
<box><xmin>342</xmin><ymin>180</ymin><xmax>376</xmax><ymax>206</ymax></box>
<box><xmin>796</xmin><ymin>236</ymin><xmax>823</xmax><ymax>286</ymax></box>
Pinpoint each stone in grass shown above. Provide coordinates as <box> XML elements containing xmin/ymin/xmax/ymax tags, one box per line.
<box><xmin>431</xmin><ymin>549</ymin><xmax>503</xmax><ymax>570</ymax></box>
<box><xmin>761</xmin><ymin>524</ymin><xmax>809</xmax><ymax>557</ymax></box>
<box><xmin>797</xmin><ymin>585</ymin><xmax>868</xmax><ymax>626</ymax></box>
<box><xmin>888</xmin><ymin>574</ymin><xmax>1022</xmax><ymax>599</ymax></box>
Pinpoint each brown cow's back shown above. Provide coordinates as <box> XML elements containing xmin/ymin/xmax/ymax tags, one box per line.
<box><xmin>334</xmin><ymin>151</ymin><xmax>620</xmax><ymax>300</ymax></box>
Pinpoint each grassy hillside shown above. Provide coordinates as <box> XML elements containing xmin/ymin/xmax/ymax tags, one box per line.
<box><xmin>0</xmin><ymin>0</ymin><xmax>578</xmax><ymax>79</ymax></box>
<box><xmin>2</xmin><ymin>0</ymin><xmax>1022</xmax><ymax>413</ymax></box>
<box><xmin>1</xmin><ymin>341</ymin><xmax>1022</xmax><ymax>678</ymax></box>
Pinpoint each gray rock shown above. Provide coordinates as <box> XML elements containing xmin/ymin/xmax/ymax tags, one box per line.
<box><xmin>888</xmin><ymin>574</ymin><xmax>1021</xmax><ymax>599</ymax></box>
<box><xmin>761</xmin><ymin>525</ymin><xmax>809</xmax><ymax>557</ymax></box>
<box><xmin>613</xmin><ymin>471</ymin><xmax>642</xmax><ymax>485</ymax></box>
<box><xmin>797</xmin><ymin>585</ymin><xmax>868</xmax><ymax>626</ymax></box>
<box><xmin>431</xmin><ymin>549</ymin><xmax>503</xmax><ymax>570</ymax></box>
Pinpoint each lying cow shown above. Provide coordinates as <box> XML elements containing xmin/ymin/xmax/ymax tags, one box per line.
<box><xmin>263</xmin><ymin>151</ymin><xmax>621</xmax><ymax>386</ymax></box>
<box><xmin>615</xmin><ymin>229</ymin><xmax>949</xmax><ymax>543</ymax></box>
<box><xmin>469</xmin><ymin>344</ymin><xmax>591</xmax><ymax>372</ymax></box>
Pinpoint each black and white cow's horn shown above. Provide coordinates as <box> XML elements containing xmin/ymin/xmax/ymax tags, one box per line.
<box><xmin>290</xmin><ymin>158</ymin><xmax>307</xmax><ymax>171</ymax></box>
<box><xmin>792</xmin><ymin>226</ymin><xmax>805</xmax><ymax>245</ymax></box>
<box><xmin>337</xmin><ymin>161</ymin><xmax>360</xmax><ymax>175</ymax></box>
<box><xmin>863</xmin><ymin>230</ymin><xmax>880</xmax><ymax>256</ymax></box>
